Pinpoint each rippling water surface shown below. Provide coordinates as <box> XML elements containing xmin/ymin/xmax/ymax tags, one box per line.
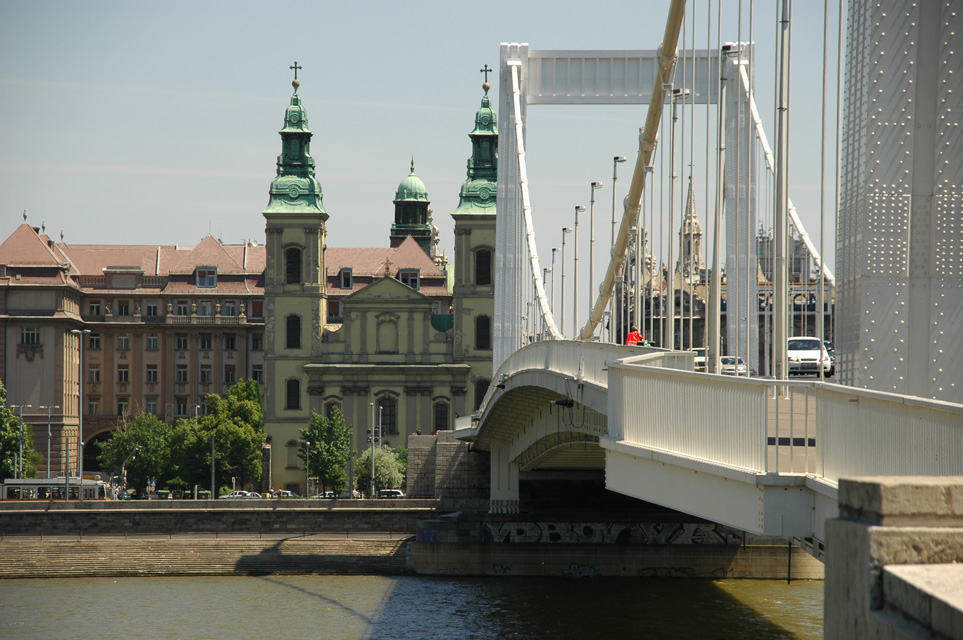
<box><xmin>0</xmin><ymin>575</ymin><xmax>822</xmax><ymax>639</ymax></box>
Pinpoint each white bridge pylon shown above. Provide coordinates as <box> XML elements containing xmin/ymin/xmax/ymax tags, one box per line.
<box><xmin>494</xmin><ymin>32</ymin><xmax>833</xmax><ymax>373</ymax></box>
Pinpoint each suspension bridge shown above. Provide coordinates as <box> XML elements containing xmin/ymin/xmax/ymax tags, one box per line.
<box><xmin>456</xmin><ymin>0</ymin><xmax>963</xmax><ymax>557</ymax></box>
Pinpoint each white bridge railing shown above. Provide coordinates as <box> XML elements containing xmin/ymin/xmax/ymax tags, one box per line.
<box><xmin>607</xmin><ymin>353</ymin><xmax>963</xmax><ymax>483</ymax></box>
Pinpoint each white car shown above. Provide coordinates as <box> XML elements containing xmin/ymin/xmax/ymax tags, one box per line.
<box><xmin>218</xmin><ymin>490</ymin><xmax>253</xmax><ymax>499</ymax></box>
<box><xmin>720</xmin><ymin>356</ymin><xmax>748</xmax><ymax>376</ymax></box>
<box><xmin>788</xmin><ymin>337</ymin><xmax>832</xmax><ymax>376</ymax></box>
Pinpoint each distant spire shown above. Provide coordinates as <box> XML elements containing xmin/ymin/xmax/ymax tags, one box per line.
<box><xmin>410</xmin><ymin>156</ymin><xmax>415</xmax><ymax>173</ymax></box>
<box><xmin>480</xmin><ymin>63</ymin><xmax>492</xmax><ymax>94</ymax></box>
<box><xmin>60</xmin><ymin>230</ymin><xmax>64</xmax><ymax>243</ymax></box>
<box><xmin>41</xmin><ymin>221</ymin><xmax>45</xmax><ymax>233</ymax></box>
<box><xmin>22</xmin><ymin>210</ymin><xmax>26</xmax><ymax>222</ymax></box>
<box><xmin>290</xmin><ymin>60</ymin><xmax>302</xmax><ymax>92</ymax></box>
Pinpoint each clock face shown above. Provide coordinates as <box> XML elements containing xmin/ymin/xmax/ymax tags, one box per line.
<box><xmin>289</xmin><ymin>111</ymin><xmax>301</xmax><ymax>124</ymax></box>
<box><xmin>480</xmin><ymin>114</ymin><xmax>492</xmax><ymax>126</ymax></box>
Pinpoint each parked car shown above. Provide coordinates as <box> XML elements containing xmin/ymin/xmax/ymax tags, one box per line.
<box><xmin>788</xmin><ymin>337</ymin><xmax>833</xmax><ymax>376</ymax></box>
<box><xmin>377</xmin><ymin>489</ymin><xmax>405</xmax><ymax>499</ymax></box>
<box><xmin>720</xmin><ymin>356</ymin><xmax>748</xmax><ymax>376</ymax></box>
<box><xmin>824</xmin><ymin>340</ymin><xmax>836</xmax><ymax>376</ymax></box>
<box><xmin>311</xmin><ymin>491</ymin><xmax>335</xmax><ymax>499</ymax></box>
<box><xmin>218</xmin><ymin>491</ymin><xmax>251</xmax><ymax>499</ymax></box>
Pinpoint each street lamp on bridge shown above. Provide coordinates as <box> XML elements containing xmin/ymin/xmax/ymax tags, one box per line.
<box><xmin>573</xmin><ymin>205</ymin><xmax>585</xmax><ymax>334</ymax></box>
<box><xmin>560</xmin><ymin>227</ymin><xmax>572</xmax><ymax>337</ymax></box>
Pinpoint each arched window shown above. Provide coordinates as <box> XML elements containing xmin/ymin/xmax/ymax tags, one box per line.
<box><xmin>324</xmin><ymin>400</ymin><xmax>341</xmax><ymax>418</ymax></box>
<box><xmin>285</xmin><ymin>379</ymin><xmax>301</xmax><ymax>410</ymax></box>
<box><xmin>285</xmin><ymin>247</ymin><xmax>302</xmax><ymax>284</ymax></box>
<box><xmin>475</xmin><ymin>249</ymin><xmax>493</xmax><ymax>286</ymax></box>
<box><xmin>286</xmin><ymin>314</ymin><xmax>301</xmax><ymax>349</ymax></box>
<box><xmin>433</xmin><ymin>402</ymin><xmax>449</xmax><ymax>432</ymax></box>
<box><xmin>378</xmin><ymin>395</ymin><xmax>398</xmax><ymax>434</ymax></box>
<box><xmin>474</xmin><ymin>379</ymin><xmax>490</xmax><ymax>411</ymax></box>
<box><xmin>475</xmin><ymin>315</ymin><xmax>492</xmax><ymax>351</ymax></box>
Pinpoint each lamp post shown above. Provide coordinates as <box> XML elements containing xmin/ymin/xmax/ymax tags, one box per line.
<box><xmin>369</xmin><ymin>402</ymin><xmax>375</xmax><ymax>498</ymax></box>
<box><xmin>10</xmin><ymin>404</ymin><xmax>31</xmax><ymax>478</ymax></box>
<box><xmin>550</xmin><ymin>248</ymin><xmax>558</xmax><ymax>318</ymax></box>
<box><xmin>589</xmin><ymin>181</ymin><xmax>604</xmax><ymax>333</ymax></box>
<box><xmin>573</xmin><ymin>205</ymin><xmax>585</xmax><ymax>335</ymax></box>
<box><xmin>560</xmin><ymin>228</ymin><xmax>572</xmax><ymax>337</ymax></box>
<box><xmin>542</xmin><ymin>268</ymin><xmax>551</xmax><ymax>338</ymax></box>
<box><xmin>664</xmin><ymin>88</ymin><xmax>688</xmax><ymax>351</ymax></box>
<box><xmin>304</xmin><ymin>440</ymin><xmax>311</xmax><ymax>497</ymax></box>
<box><xmin>69</xmin><ymin>329</ymin><xmax>90</xmax><ymax>498</ymax></box>
<box><xmin>610</xmin><ymin>156</ymin><xmax>627</xmax><ymax>341</ymax></box>
<box><xmin>121</xmin><ymin>445</ymin><xmax>139</xmax><ymax>491</ymax></box>
<box><xmin>39</xmin><ymin>405</ymin><xmax>59</xmax><ymax>479</ymax></box>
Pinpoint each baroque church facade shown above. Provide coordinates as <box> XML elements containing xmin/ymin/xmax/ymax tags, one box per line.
<box><xmin>0</xmin><ymin>75</ymin><xmax>497</xmax><ymax>495</ymax></box>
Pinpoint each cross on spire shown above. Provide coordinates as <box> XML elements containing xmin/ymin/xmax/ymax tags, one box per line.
<box><xmin>290</xmin><ymin>61</ymin><xmax>302</xmax><ymax>81</ymax></box>
<box><xmin>480</xmin><ymin>64</ymin><xmax>492</xmax><ymax>83</ymax></box>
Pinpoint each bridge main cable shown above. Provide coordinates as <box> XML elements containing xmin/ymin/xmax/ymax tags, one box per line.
<box><xmin>579</xmin><ymin>0</ymin><xmax>686</xmax><ymax>342</ymax></box>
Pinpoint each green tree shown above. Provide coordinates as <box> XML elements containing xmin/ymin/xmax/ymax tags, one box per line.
<box><xmin>97</xmin><ymin>412</ymin><xmax>171</xmax><ymax>494</ymax></box>
<box><xmin>353</xmin><ymin>446</ymin><xmax>404</xmax><ymax>497</ymax></box>
<box><xmin>298</xmin><ymin>406</ymin><xmax>351</xmax><ymax>495</ymax></box>
<box><xmin>0</xmin><ymin>381</ymin><xmax>41</xmax><ymax>480</ymax></box>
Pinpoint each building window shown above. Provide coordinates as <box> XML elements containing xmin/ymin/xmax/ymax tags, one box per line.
<box><xmin>433</xmin><ymin>402</ymin><xmax>449</xmax><ymax>432</ymax></box>
<box><xmin>88</xmin><ymin>301</ymin><xmax>101</xmax><ymax>316</ymax></box>
<box><xmin>324</xmin><ymin>401</ymin><xmax>341</xmax><ymax>418</ymax></box>
<box><xmin>251</xmin><ymin>300</ymin><xmax>263</xmax><ymax>319</ymax></box>
<box><xmin>286</xmin><ymin>315</ymin><xmax>301</xmax><ymax>349</ymax></box>
<box><xmin>251</xmin><ymin>333</ymin><xmax>263</xmax><ymax>351</ymax></box>
<box><xmin>20</xmin><ymin>327</ymin><xmax>40</xmax><ymax>345</ymax></box>
<box><xmin>475</xmin><ymin>249</ymin><xmax>493</xmax><ymax>286</ymax></box>
<box><xmin>199</xmin><ymin>300</ymin><xmax>212</xmax><ymax>317</ymax></box>
<box><xmin>146</xmin><ymin>333</ymin><xmax>159</xmax><ymax>350</ymax></box>
<box><xmin>117</xmin><ymin>365</ymin><xmax>129</xmax><ymax>383</ymax></box>
<box><xmin>88</xmin><ymin>363</ymin><xmax>100</xmax><ymax>383</ymax></box>
<box><xmin>200</xmin><ymin>334</ymin><xmax>213</xmax><ymax>350</ymax></box>
<box><xmin>378</xmin><ymin>396</ymin><xmax>398</xmax><ymax>434</ymax></box>
<box><xmin>286</xmin><ymin>379</ymin><xmax>301</xmax><ymax>410</ymax></box>
<box><xmin>146</xmin><ymin>300</ymin><xmax>158</xmax><ymax>317</ymax></box>
<box><xmin>251</xmin><ymin>364</ymin><xmax>263</xmax><ymax>383</ymax></box>
<box><xmin>339</xmin><ymin>268</ymin><xmax>353</xmax><ymax>289</ymax></box>
<box><xmin>197</xmin><ymin>267</ymin><xmax>217</xmax><ymax>288</ymax></box>
<box><xmin>88</xmin><ymin>398</ymin><xmax>100</xmax><ymax>416</ymax></box>
<box><xmin>117</xmin><ymin>397</ymin><xmax>129</xmax><ymax>416</ymax></box>
<box><xmin>398</xmin><ymin>269</ymin><xmax>420</xmax><ymax>290</ymax></box>
<box><xmin>224</xmin><ymin>334</ymin><xmax>236</xmax><ymax>350</ymax></box>
<box><xmin>475</xmin><ymin>315</ymin><xmax>492</xmax><ymax>351</ymax></box>
<box><xmin>117</xmin><ymin>333</ymin><xmax>130</xmax><ymax>351</ymax></box>
<box><xmin>285</xmin><ymin>248</ymin><xmax>302</xmax><ymax>284</ymax></box>
<box><xmin>176</xmin><ymin>335</ymin><xmax>188</xmax><ymax>350</ymax></box>
<box><xmin>328</xmin><ymin>300</ymin><xmax>341</xmax><ymax>318</ymax></box>
<box><xmin>176</xmin><ymin>398</ymin><xmax>188</xmax><ymax>417</ymax></box>
<box><xmin>474</xmin><ymin>379</ymin><xmax>490</xmax><ymax>411</ymax></box>
<box><xmin>223</xmin><ymin>301</ymin><xmax>236</xmax><ymax>317</ymax></box>
<box><xmin>145</xmin><ymin>397</ymin><xmax>158</xmax><ymax>415</ymax></box>
<box><xmin>117</xmin><ymin>300</ymin><xmax>130</xmax><ymax>316</ymax></box>
<box><xmin>177</xmin><ymin>300</ymin><xmax>189</xmax><ymax>316</ymax></box>
<box><xmin>89</xmin><ymin>334</ymin><xmax>101</xmax><ymax>350</ymax></box>
<box><xmin>224</xmin><ymin>364</ymin><xmax>236</xmax><ymax>384</ymax></box>
<box><xmin>200</xmin><ymin>364</ymin><xmax>213</xmax><ymax>384</ymax></box>
<box><xmin>176</xmin><ymin>364</ymin><xmax>188</xmax><ymax>383</ymax></box>
<box><xmin>146</xmin><ymin>364</ymin><xmax>158</xmax><ymax>383</ymax></box>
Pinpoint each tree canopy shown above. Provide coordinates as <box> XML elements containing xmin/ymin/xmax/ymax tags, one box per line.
<box><xmin>97</xmin><ymin>412</ymin><xmax>171</xmax><ymax>493</ymax></box>
<box><xmin>0</xmin><ymin>380</ymin><xmax>41</xmax><ymax>480</ymax></box>
<box><xmin>353</xmin><ymin>446</ymin><xmax>404</xmax><ymax>497</ymax></box>
<box><xmin>298</xmin><ymin>406</ymin><xmax>352</xmax><ymax>495</ymax></box>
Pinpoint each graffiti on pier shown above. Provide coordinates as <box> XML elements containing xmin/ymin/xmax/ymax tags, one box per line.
<box><xmin>482</xmin><ymin>521</ymin><xmax>744</xmax><ymax>545</ymax></box>
<box><xmin>561</xmin><ymin>564</ymin><xmax>602</xmax><ymax>578</ymax></box>
<box><xmin>637</xmin><ymin>566</ymin><xmax>733</xmax><ymax>579</ymax></box>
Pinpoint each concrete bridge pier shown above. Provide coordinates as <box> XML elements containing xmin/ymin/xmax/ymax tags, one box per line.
<box><xmin>489</xmin><ymin>442</ymin><xmax>519</xmax><ymax>514</ymax></box>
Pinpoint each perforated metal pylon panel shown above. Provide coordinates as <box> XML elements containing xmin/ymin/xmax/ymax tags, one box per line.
<box><xmin>838</xmin><ymin>0</ymin><xmax>962</xmax><ymax>401</ymax></box>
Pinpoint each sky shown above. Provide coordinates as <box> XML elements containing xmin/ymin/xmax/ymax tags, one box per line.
<box><xmin>0</xmin><ymin>0</ymin><xmax>845</xmax><ymax>331</ymax></box>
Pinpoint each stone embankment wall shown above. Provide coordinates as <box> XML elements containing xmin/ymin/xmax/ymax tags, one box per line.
<box><xmin>407</xmin><ymin>431</ymin><xmax>490</xmax><ymax>512</ymax></box>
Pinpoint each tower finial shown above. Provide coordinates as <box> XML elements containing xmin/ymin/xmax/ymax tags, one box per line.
<box><xmin>290</xmin><ymin>61</ymin><xmax>302</xmax><ymax>92</ymax></box>
<box><xmin>411</xmin><ymin>156</ymin><xmax>415</xmax><ymax>173</ymax></box>
<box><xmin>22</xmin><ymin>209</ymin><xmax>26</xmax><ymax>222</ymax></box>
<box><xmin>480</xmin><ymin>64</ymin><xmax>491</xmax><ymax>94</ymax></box>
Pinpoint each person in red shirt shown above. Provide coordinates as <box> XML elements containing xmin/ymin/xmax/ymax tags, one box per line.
<box><xmin>625</xmin><ymin>327</ymin><xmax>643</xmax><ymax>346</ymax></box>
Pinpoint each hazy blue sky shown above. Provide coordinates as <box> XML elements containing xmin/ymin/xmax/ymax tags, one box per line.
<box><xmin>1</xmin><ymin>0</ymin><xmax>843</xmax><ymax>327</ymax></box>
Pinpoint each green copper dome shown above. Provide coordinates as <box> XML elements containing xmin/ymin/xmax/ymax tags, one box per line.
<box><xmin>453</xmin><ymin>82</ymin><xmax>498</xmax><ymax>216</ymax></box>
<box><xmin>394</xmin><ymin>160</ymin><xmax>429</xmax><ymax>203</ymax></box>
<box><xmin>263</xmin><ymin>83</ymin><xmax>326</xmax><ymax>218</ymax></box>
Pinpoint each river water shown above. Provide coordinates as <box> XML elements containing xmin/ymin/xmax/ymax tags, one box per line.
<box><xmin>1</xmin><ymin>575</ymin><xmax>821</xmax><ymax>639</ymax></box>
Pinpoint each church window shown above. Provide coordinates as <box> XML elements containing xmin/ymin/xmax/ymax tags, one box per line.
<box><xmin>339</xmin><ymin>268</ymin><xmax>352</xmax><ymax>289</ymax></box>
<box><xmin>474</xmin><ymin>379</ymin><xmax>490</xmax><ymax>411</ymax></box>
<box><xmin>286</xmin><ymin>315</ymin><xmax>302</xmax><ymax>349</ymax></box>
<box><xmin>399</xmin><ymin>269</ymin><xmax>420</xmax><ymax>290</ymax></box>
<box><xmin>197</xmin><ymin>267</ymin><xmax>217</xmax><ymax>288</ymax></box>
<box><xmin>378</xmin><ymin>396</ymin><xmax>398</xmax><ymax>434</ymax></box>
<box><xmin>433</xmin><ymin>402</ymin><xmax>449</xmax><ymax>432</ymax></box>
<box><xmin>475</xmin><ymin>249</ymin><xmax>493</xmax><ymax>286</ymax></box>
<box><xmin>286</xmin><ymin>379</ymin><xmax>301</xmax><ymax>410</ymax></box>
<box><xmin>475</xmin><ymin>315</ymin><xmax>492</xmax><ymax>351</ymax></box>
<box><xmin>285</xmin><ymin>439</ymin><xmax>300</xmax><ymax>469</ymax></box>
<box><xmin>285</xmin><ymin>248</ymin><xmax>302</xmax><ymax>284</ymax></box>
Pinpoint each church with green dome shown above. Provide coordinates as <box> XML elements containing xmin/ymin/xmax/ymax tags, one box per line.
<box><xmin>262</xmin><ymin>74</ymin><xmax>498</xmax><ymax>494</ymax></box>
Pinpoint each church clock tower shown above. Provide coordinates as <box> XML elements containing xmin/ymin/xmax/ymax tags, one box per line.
<box><xmin>452</xmin><ymin>69</ymin><xmax>498</xmax><ymax>414</ymax></box>
<box><xmin>262</xmin><ymin>65</ymin><xmax>328</xmax><ymax>487</ymax></box>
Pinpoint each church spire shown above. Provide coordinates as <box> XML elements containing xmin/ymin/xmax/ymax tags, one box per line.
<box><xmin>263</xmin><ymin>67</ymin><xmax>326</xmax><ymax>218</ymax></box>
<box><xmin>453</xmin><ymin>70</ymin><xmax>498</xmax><ymax>216</ymax></box>
<box><xmin>678</xmin><ymin>175</ymin><xmax>705</xmax><ymax>279</ymax></box>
